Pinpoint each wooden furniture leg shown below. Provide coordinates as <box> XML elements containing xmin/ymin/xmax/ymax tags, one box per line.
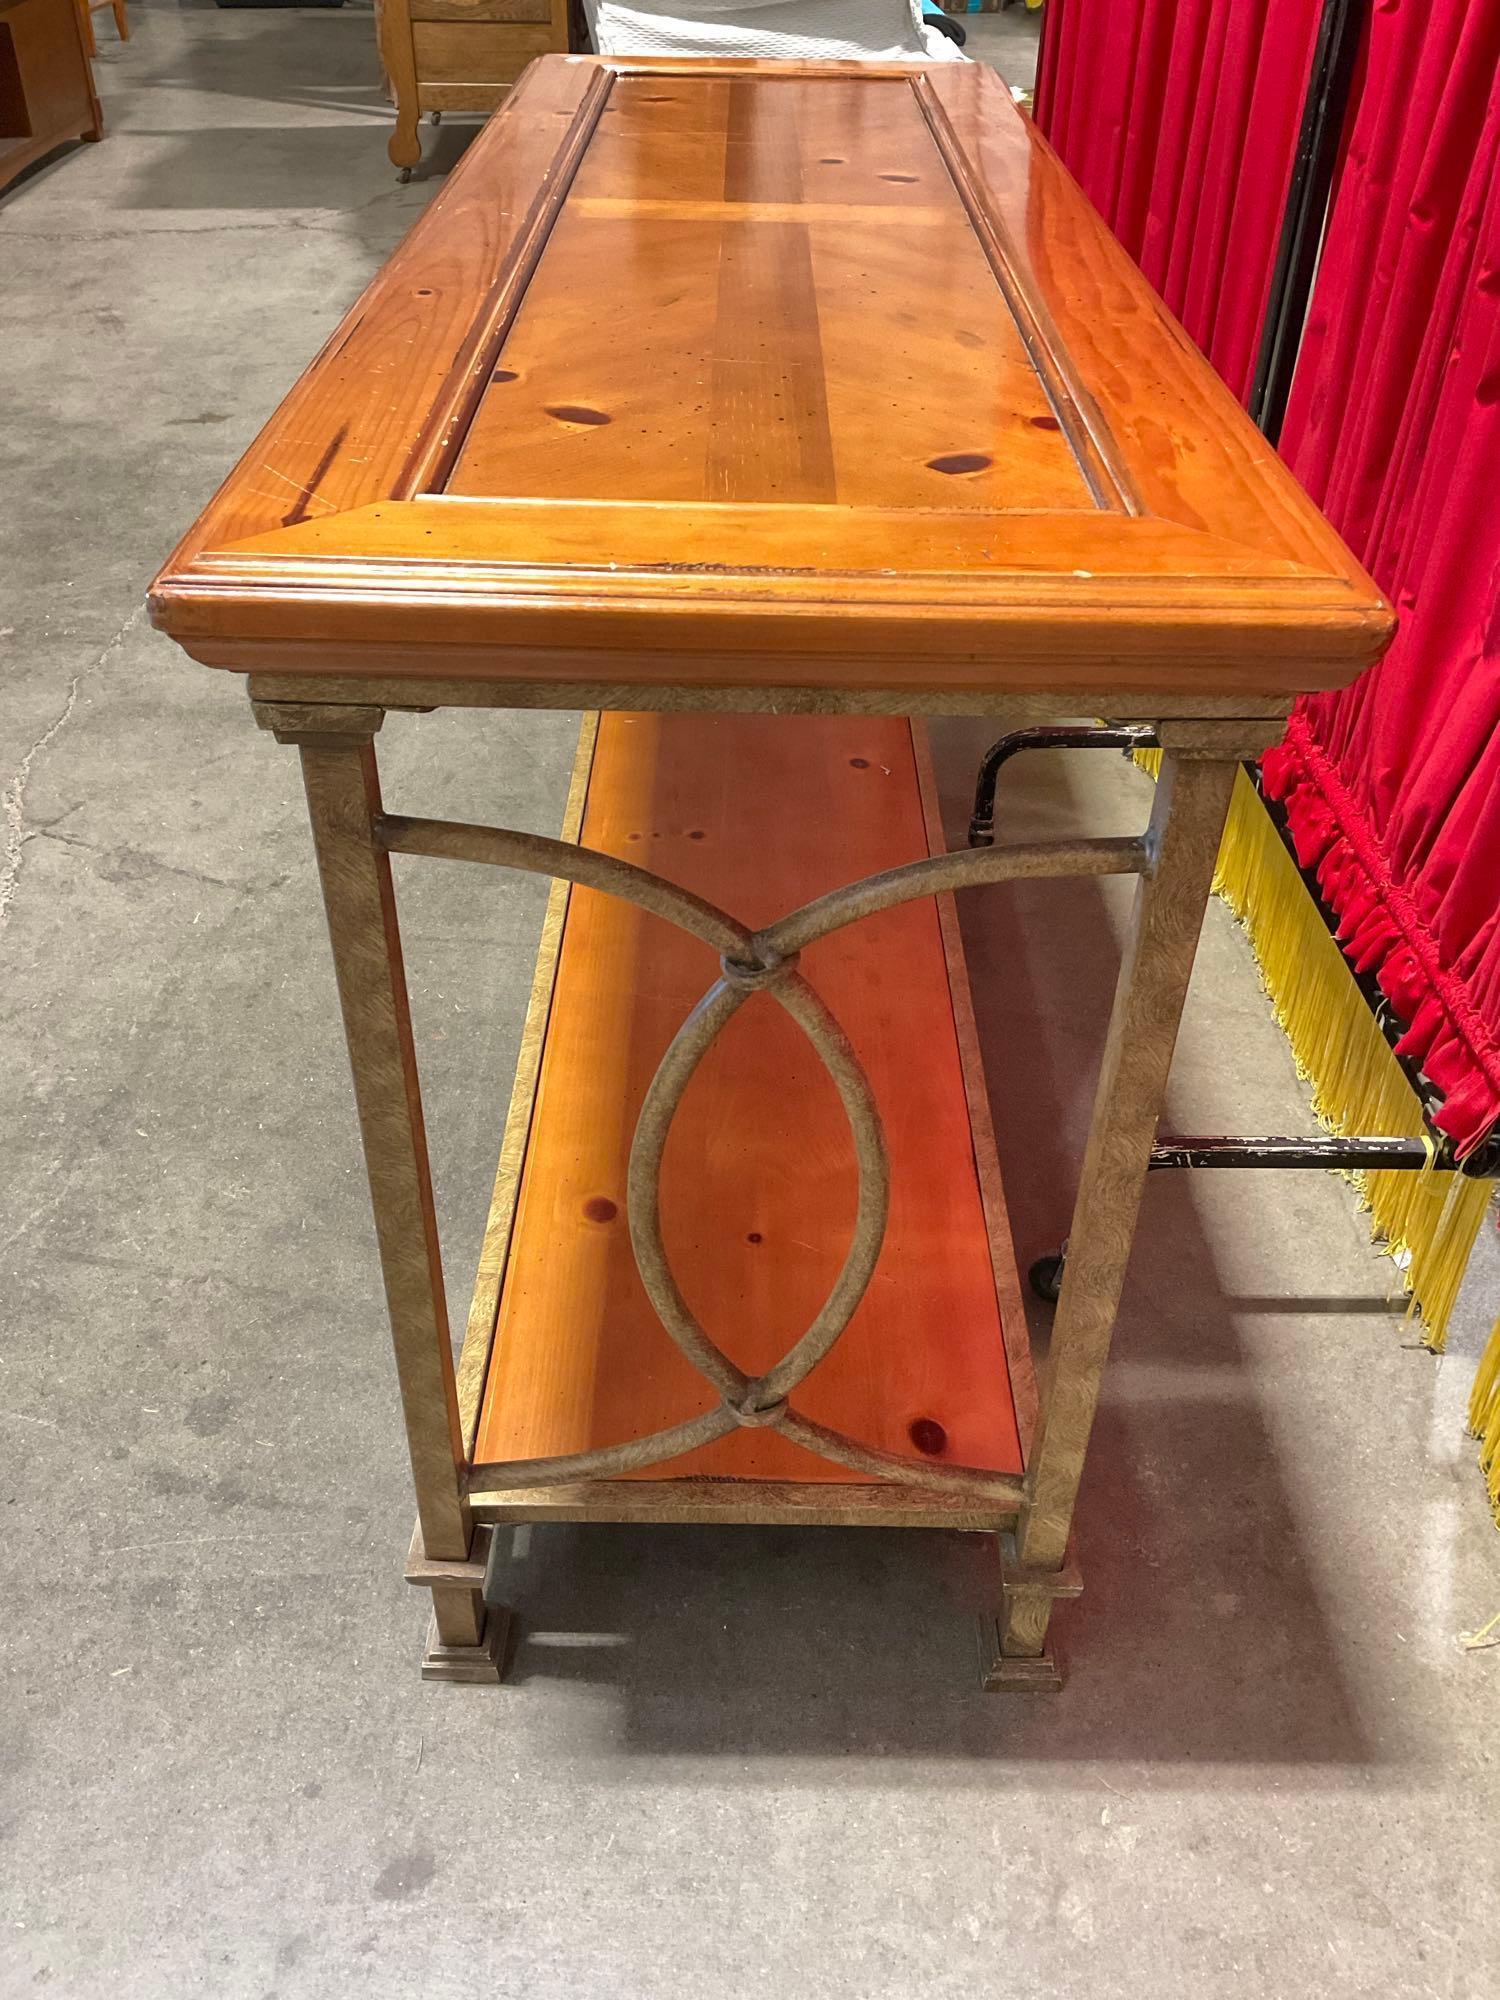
<box><xmin>389</xmin><ymin>107</ymin><xmax>421</xmax><ymax>179</ymax></box>
<box><xmin>982</xmin><ymin>746</ymin><xmax>1240</xmax><ymax>1689</ymax></box>
<box><xmin>405</xmin><ymin>1523</ymin><xmax>509</xmax><ymax>1681</ymax></box>
<box><xmin>377</xmin><ymin>0</ymin><xmax>422</xmax><ymax>178</ymax></box>
<box><xmin>261</xmin><ymin>701</ymin><xmax>504</xmax><ymax>1681</ymax></box>
<box><xmin>80</xmin><ymin>0</ymin><xmax>128</xmax><ymax>43</ymax></box>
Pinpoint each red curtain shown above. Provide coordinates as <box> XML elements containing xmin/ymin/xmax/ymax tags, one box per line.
<box><xmin>1263</xmin><ymin>0</ymin><xmax>1500</xmax><ymax>1154</ymax></box>
<box><xmin>1034</xmin><ymin>0</ymin><xmax>1323</xmax><ymax>402</ymax></box>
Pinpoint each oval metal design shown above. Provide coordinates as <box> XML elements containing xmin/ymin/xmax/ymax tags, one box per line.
<box><xmin>392</xmin><ymin>816</ymin><xmax>1144</xmax><ymax>1506</ymax></box>
<box><xmin>626</xmin><ymin>962</ymin><xmax>892</xmax><ymax>1418</ymax></box>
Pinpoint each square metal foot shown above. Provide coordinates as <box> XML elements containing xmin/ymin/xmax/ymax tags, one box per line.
<box><xmin>420</xmin><ymin>1607</ymin><xmax>511</xmax><ymax>1685</ymax></box>
<box><xmin>976</xmin><ymin>1618</ymin><xmax>1065</xmax><ymax>1692</ymax></box>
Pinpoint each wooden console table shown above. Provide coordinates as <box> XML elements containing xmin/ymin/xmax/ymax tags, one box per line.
<box><xmin>149</xmin><ymin>57</ymin><xmax>1390</xmax><ymax>1688</ymax></box>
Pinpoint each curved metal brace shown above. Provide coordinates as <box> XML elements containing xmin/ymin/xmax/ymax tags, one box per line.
<box><xmin>627</xmin><ymin>962</ymin><xmax>892</xmax><ymax>1415</ymax></box>
<box><xmin>378</xmin><ymin>815</ymin><xmax>752</xmax><ymax>957</ymax></box>
<box><xmin>626</xmin><ymin>977</ymin><xmax>758</xmax><ymax>1402</ymax></box>
<box><xmin>762</xmin><ymin>834</ymin><xmax>1147</xmax><ymax>957</ymax></box>
<box><xmin>468</xmin><ymin>1406</ymin><xmax>737</xmax><ymax>1493</ymax></box>
<box><xmin>378</xmin><ymin>815</ymin><xmax>1148</xmax><ymax>964</ymax></box>
<box><xmin>747</xmin><ymin>975</ymin><xmax>891</xmax><ymax>1404</ymax></box>
<box><xmin>384</xmin><ymin>808</ymin><xmax>1152</xmax><ymax>1504</ymax></box>
<box><xmin>776</xmin><ymin>1410</ymin><xmax>1026</xmax><ymax>1505</ymax></box>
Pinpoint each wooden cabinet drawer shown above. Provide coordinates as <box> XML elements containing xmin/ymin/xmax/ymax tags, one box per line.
<box><xmin>411</xmin><ymin>0</ymin><xmax>553</xmax><ymax>25</ymax></box>
<box><xmin>412</xmin><ymin>20</ymin><xmax>559</xmax><ymax>83</ymax></box>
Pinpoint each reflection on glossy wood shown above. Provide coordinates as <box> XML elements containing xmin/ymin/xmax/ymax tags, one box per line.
<box><xmin>449</xmin><ymin>75</ymin><xmax>1086</xmax><ymax>511</ymax></box>
<box><xmin>149</xmin><ymin>57</ymin><xmax>1392</xmax><ymax>696</ymax></box>
<box><xmin>472</xmin><ymin>712</ymin><xmax>1027</xmax><ymax>1485</ymax></box>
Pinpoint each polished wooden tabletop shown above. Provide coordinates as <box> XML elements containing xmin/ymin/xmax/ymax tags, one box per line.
<box><xmin>150</xmin><ymin>57</ymin><xmax>1391</xmax><ymax>698</ymax></box>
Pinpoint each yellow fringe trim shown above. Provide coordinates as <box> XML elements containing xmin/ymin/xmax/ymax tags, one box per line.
<box><xmin>1136</xmin><ymin>756</ymin><xmax>1495</xmax><ymax>1354</ymax></box>
<box><xmin>1470</xmin><ymin>1320</ymin><xmax>1500</xmax><ymax>1527</ymax></box>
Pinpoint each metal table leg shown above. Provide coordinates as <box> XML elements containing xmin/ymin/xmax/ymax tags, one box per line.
<box><xmin>260</xmin><ymin>700</ymin><xmax>502</xmax><ymax>1681</ymax></box>
<box><xmin>984</xmin><ymin>747</ymin><xmax>1240</xmax><ymax>1687</ymax></box>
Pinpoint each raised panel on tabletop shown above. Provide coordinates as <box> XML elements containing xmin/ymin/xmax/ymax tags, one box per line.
<box><xmin>444</xmin><ymin>68</ymin><xmax>1092</xmax><ymax>513</ymax></box>
<box><xmin>149</xmin><ymin>57</ymin><xmax>1391</xmax><ymax>700</ymax></box>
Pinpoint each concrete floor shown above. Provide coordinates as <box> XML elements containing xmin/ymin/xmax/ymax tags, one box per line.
<box><xmin>3</xmin><ymin>6</ymin><xmax>1498</xmax><ymax>1995</ymax></box>
<box><xmin>962</xmin><ymin>9</ymin><xmax>1040</xmax><ymax>90</ymax></box>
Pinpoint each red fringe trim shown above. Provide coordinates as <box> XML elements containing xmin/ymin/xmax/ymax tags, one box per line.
<box><xmin>1261</xmin><ymin>713</ymin><xmax>1500</xmax><ymax>1156</ymax></box>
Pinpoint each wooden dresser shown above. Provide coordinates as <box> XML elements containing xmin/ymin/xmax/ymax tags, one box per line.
<box><xmin>378</xmin><ymin>0</ymin><xmax>570</xmax><ymax>178</ymax></box>
<box><xmin>0</xmin><ymin>0</ymin><xmax>102</xmax><ymax>197</ymax></box>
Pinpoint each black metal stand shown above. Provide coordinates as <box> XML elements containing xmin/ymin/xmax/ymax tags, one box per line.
<box><xmin>1009</xmin><ymin>0</ymin><xmax>1485</xmax><ymax>1306</ymax></box>
<box><xmin>969</xmin><ymin>725</ymin><xmax>1161</xmax><ymax>847</ymax></box>
<box><xmin>1247</xmin><ymin>0</ymin><xmax>1366</xmax><ymax>443</ymax></box>
<box><xmin>964</xmin><ymin>726</ymin><xmax>1499</xmax><ymax>1303</ymax></box>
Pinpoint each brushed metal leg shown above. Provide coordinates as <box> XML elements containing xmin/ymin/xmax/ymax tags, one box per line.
<box><xmin>995</xmin><ymin>751</ymin><xmax>1239</xmax><ymax>1682</ymax></box>
<box><xmin>291</xmin><ymin>720</ymin><xmax>473</xmax><ymax>1566</ymax></box>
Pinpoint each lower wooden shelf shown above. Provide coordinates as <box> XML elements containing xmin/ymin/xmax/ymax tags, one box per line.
<box><xmin>459</xmin><ymin>711</ymin><xmax>1035</xmax><ymax>1530</ymax></box>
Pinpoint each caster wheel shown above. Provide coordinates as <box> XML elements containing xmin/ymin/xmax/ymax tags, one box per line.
<box><xmin>397</xmin><ymin>167</ymin><xmax>413</xmax><ymax>184</ymax></box>
<box><xmin>430</xmin><ymin>110</ymin><xmax>442</xmax><ymax>126</ymax></box>
<box><xmin>1028</xmin><ymin>1252</ymin><xmax>1065</xmax><ymax>1305</ymax></box>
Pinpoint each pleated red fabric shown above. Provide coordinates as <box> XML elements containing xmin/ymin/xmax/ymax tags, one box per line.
<box><xmin>1264</xmin><ymin>0</ymin><xmax>1500</xmax><ymax>1153</ymax></box>
<box><xmin>1033</xmin><ymin>0</ymin><xmax>1322</xmax><ymax>401</ymax></box>
<box><xmin>1037</xmin><ymin>0</ymin><xmax>1500</xmax><ymax>1153</ymax></box>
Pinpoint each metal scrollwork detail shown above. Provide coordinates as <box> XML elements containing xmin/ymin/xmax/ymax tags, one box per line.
<box><xmin>376</xmin><ymin>814</ymin><xmax>1146</xmax><ymax>1504</ymax></box>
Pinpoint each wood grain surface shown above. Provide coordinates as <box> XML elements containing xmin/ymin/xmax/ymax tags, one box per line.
<box><xmin>472</xmin><ymin>712</ymin><xmax>1027</xmax><ymax>1483</ymax></box>
<box><xmin>447</xmin><ymin>74</ymin><xmax>1090</xmax><ymax>511</ymax></box>
<box><xmin>150</xmin><ymin>57</ymin><xmax>1393</xmax><ymax>698</ymax></box>
<box><xmin>411</xmin><ymin>20</ymin><xmax>558</xmax><ymax>83</ymax></box>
